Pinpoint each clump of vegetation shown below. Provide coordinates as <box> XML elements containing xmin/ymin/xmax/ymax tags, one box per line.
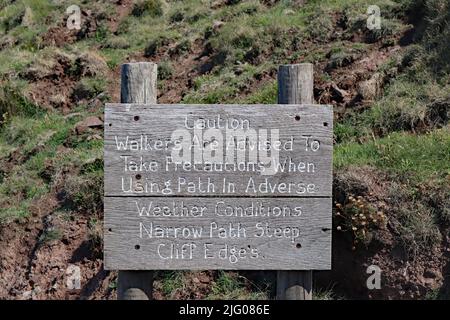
<box><xmin>325</xmin><ymin>46</ymin><xmax>362</xmax><ymax>71</ymax></box>
<box><xmin>207</xmin><ymin>271</ymin><xmax>268</xmax><ymax>300</ymax></box>
<box><xmin>0</xmin><ymin>80</ymin><xmax>41</xmax><ymax>121</ymax></box>
<box><xmin>132</xmin><ymin>0</ymin><xmax>165</xmax><ymax>17</ymax></box>
<box><xmin>63</xmin><ymin>170</ymin><xmax>103</xmax><ymax>214</ymax></box>
<box><xmin>72</xmin><ymin>77</ymin><xmax>107</xmax><ymax>101</ymax></box>
<box><xmin>38</xmin><ymin>228</ymin><xmax>62</xmax><ymax>245</ymax></box>
<box><xmin>305</xmin><ymin>7</ymin><xmax>334</xmax><ymax>43</ymax></box>
<box><xmin>169</xmin><ymin>39</ymin><xmax>191</xmax><ymax>56</ymax></box>
<box><xmin>88</xmin><ymin>217</ymin><xmax>103</xmax><ymax>257</ymax></box>
<box><xmin>335</xmin><ymin>194</ymin><xmax>387</xmax><ymax>248</ymax></box>
<box><xmin>388</xmin><ymin>184</ymin><xmax>443</xmax><ymax>256</ymax></box>
<box><xmin>144</xmin><ymin>35</ymin><xmax>172</xmax><ymax>57</ymax></box>
<box><xmin>157</xmin><ymin>60</ymin><xmax>173</xmax><ymax>80</ymax></box>
<box><xmin>104</xmin><ymin>36</ymin><xmax>130</xmax><ymax>50</ymax></box>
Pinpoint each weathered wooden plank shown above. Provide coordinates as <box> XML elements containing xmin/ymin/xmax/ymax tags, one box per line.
<box><xmin>104</xmin><ymin>103</ymin><xmax>333</xmax><ymax>197</ymax></box>
<box><xmin>120</xmin><ymin>62</ymin><xmax>157</xmax><ymax>104</ymax></box>
<box><xmin>277</xmin><ymin>64</ymin><xmax>315</xmax><ymax>300</ymax></box>
<box><xmin>278</xmin><ymin>64</ymin><xmax>314</xmax><ymax>105</ymax></box>
<box><xmin>104</xmin><ymin>197</ymin><xmax>332</xmax><ymax>270</ymax></box>
<box><xmin>117</xmin><ymin>62</ymin><xmax>157</xmax><ymax>300</ymax></box>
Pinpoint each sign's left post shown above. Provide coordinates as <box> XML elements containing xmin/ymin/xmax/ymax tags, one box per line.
<box><xmin>113</xmin><ymin>62</ymin><xmax>157</xmax><ymax>300</ymax></box>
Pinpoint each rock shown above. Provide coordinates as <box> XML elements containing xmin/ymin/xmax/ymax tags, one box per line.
<box><xmin>30</xmin><ymin>286</ymin><xmax>42</xmax><ymax>299</ymax></box>
<box><xmin>212</xmin><ymin>20</ymin><xmax>224</xmax><ymax>32</ymax></box>
<box><xmin>357</xmin><ymin>73</ymin><xmax>384</xmax><ymax>101</ymax></box>
<box><xmin>330</xmin><ymin>83</ymin><xmax>349</xmax><ymax>102</ymax></box>
<box><xmin>22</xmin><ymin>290</ymin><xmax>32</xmax><ymax>300</ymax></box>
<box><xmin>283</xmin><ymin>9</ymin><xmax>295</xmax><ymax>15</ymax></box>
<box><xmin>74</xmin><ymin>116</ymin><xmax>104</xmax><ymax>134</ymax></box>
<box><xmin>21</xmin><ymin>7</ymin><xmax>33</xmax><ymax>27</ymax></box>
<box><xmin>64</xmin><ymin>112</ymin><xmax>82</xmax><ymax>120</ymax></box>
<box><xmin>87</xmin><ymin>134</ymin><xmax>102</xmax><ymax>141</ymax></box>
<box><xmin>211</xmin><ymin>0</ymin><xmax>226</xmax><ymax>9</ymax></box>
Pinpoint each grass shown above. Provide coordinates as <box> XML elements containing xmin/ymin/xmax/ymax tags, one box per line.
<box><xmin>313</xmin><ymin>288</ymin><xmax>340</xmax><ymax>300</ymax></box>
<box><xmin>336</xmin><ymin>76</ymin><xmax>450</xmax><ymax>143</ymax></box>
<box><xmin>0</xmin><ymin>110</ymin><xmax>102</xmax><ymax>223</ymax></box>
<box><xmin>155</xmin><ymin>271</ymin><xmax>269</xmax><ymax>299</ymax></box>
<box><xmin>206</xmin><ymin>271</ymin><xmax>269</xmax><ymax>300</ymax></box>
<box><xmin>335</xmin><ymin>126</ymin><xmax>450</xmax><ymax>182</ymax></box>
<box><xmin>0</xmin><ymin>0</ymin><xmax>448</xmax><ymax>300</ymax></box>
<box><xmin>158</xmin><ymin>271</ymin><xmax>186</xmax><ymax>298</ymax></box>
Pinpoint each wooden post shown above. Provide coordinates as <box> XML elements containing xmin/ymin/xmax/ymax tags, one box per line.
<box><xmin>117</xmin><ymin>62</ymin><xmax>157</xmax><ymax>300</ymax></box>
<box><xmin>276</xmin><ymin>63</ymin><xmax>314</xmax><ymax>300</ymax></box>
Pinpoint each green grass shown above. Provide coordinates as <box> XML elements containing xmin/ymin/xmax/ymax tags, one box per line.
<box><xmin>0</xmin><ymin>0</ymin><xmax>448</xmax><ymax>300</ymax></box>
<box><xmin>238</xmin><ymin>81</ymin><xmax>277</xmax><ymax>104</ymax></box>
<box><xmin>337</xmin><ymin>77</ymin><xmax>450</xmax><ymax>143</ymax></box>
<box><xmin>0</xmin><ymin>110</ymin><xmax>103</xmax><ymax>223</ymax></box>
<box><xmin>206</xmin><ymin>271</ymin><xmax>269</xmax><ymax>300</ymax></box>
<box><xmin>313</xmin><ymin>288</ymin><xmax>340</xmax><ymax>300</ymax></box>
<box><xmin>335</xmin><ymin>126</ymin><xmax>450</xmax><ymax>182</ymax></box>
<box><xmin>158</xmin><ymin>271</ymin><xmax>186</xmax><ymax>298</ymax></box>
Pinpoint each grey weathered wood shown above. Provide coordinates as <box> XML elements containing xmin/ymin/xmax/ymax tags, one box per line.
<box><xmin>117</xmin><ymin>271</ymin><xmax>153</xmax><ymax>300</ymax></box>
<box><xmin>104</xmin><ymin>103</ymin><xmax>333</xmax><ymax>197</ymax></box>
<box><xmin>116</xmin><ymin>62</ymin><xmax>157</xmax><ymax>300</ymax></box>
<box><xmin>120</xmin><ymin>62</ymin><xmax>157</xmax><ymax>104</ymax></box>
<box><xmin>276</xmin><ymin>269</ymin><xmax>312</xmax><ymax>299</ymax></box>
<box><xmin>104</xmin><ymin>197</ymin><xmax>331</xmax><ymax>270</ymax></box>
<box><xmin>105</xmin><ymin>62</ymin><xmax>332</xmax><ymax>296</ymax></box>
<box><xmin>277</xmin><ymin>63</ymin><xmax>316</xmax><ymax>300</ymax></box>
<box><xmin>278</xmin><ymin>64</ymin><xmax>314</xmax><ymax>105</ymax></box>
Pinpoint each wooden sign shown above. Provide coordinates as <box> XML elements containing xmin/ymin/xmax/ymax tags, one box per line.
<box><xmin>104</xmin><ymin>103</ymin><xmax>333</xmax><ymax>270</ymax></box>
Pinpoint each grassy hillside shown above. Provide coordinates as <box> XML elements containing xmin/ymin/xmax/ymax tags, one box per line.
<box><xmin>0</xmin><ymin>0</ymin><xmax>448</xmax><ymax>300</ymax></box>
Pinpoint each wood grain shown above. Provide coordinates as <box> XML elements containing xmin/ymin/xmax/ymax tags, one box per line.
<box><xmin>104</xmin><ymin>197</ymin><xmax>331</xmax><ymax>270</ymax></box>
<box><xmin>117</xmin><ymin>62</ymin><xmax>157</xmax><ymax>300</ymax></box>
<box><xmin>104</xmin><ymin>103</ymin><xmax>333</xmax><ymax>197</ymax></box>
<box><xmin>120</xmin><ymin>63</ymin><xmax>157</xmax><ymax>104</ymax></box>
<box><xmin>277</xmin><ymin>63</ymin><xmax>315</xmax><ymax>300</ymax></box>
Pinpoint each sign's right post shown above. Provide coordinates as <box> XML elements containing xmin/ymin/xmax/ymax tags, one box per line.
<box><xmin>276</xmin><ymin>63</ymin><xmax>315</xmax><ymax>300</ymax></box>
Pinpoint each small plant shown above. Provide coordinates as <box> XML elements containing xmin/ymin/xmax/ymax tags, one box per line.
<box><xmin>207</xmin><ymin>271</ymin><xmax>268</xmax><ymax>300</ymax></box>
<box><xmin>132</xmin><ymin>0</ymin><xmax>165</xmax><ymax>17</ymax></box>
<box><xmin>335</xmin><ymin>193</ymin><xmax>387</xmax><ymax>249</ymax></box>
<box><xmin>64</xmin><ymin>171</ymin><xmax>103</xmax><ymax>214</ymax></box>
<box><xmin>108</xmin><ymin>279</ymin><xmax>117</xmax><ymax>290</ymax></box>
<box><xmin>169</xmin><ymin>11</ymin><xmax>184</xmax><ymax>23</ymax></box>
<box><xmin>88</xmin><ymin>217</ymin><xmax>103</xmax><ymax>257</ymax></box>
<box><xmin>0</xmin><ymin>80</ymin><xmax>42</xmax><ymax>119</ymax></box>
<box><xmin>144</xmin><ymin>36</ymin><xmax>171</xmax><ymax>57</ymax></box>
<box><xmin>305</xmin><ymin>8</ymin><xmax>334</xmax><ymax>43</ymax></box>
<box><xmin>157</xmin><ymin>60</ymin><xmax>173</xmax><ymax>80</ymax></box>
<box><xmin>104</xmin><ymin>36</ymin><xmax>130</xmax><ymax>49</ymax></box>
<box><xmin>39</xmin><ymin>228</ymin><xmax>62</xmax><ymax>244</ymax></box>
<box><xmin>169</xmin><ymin>39</ymin><xmax>191</xmax><ymax>56</ymax></box>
